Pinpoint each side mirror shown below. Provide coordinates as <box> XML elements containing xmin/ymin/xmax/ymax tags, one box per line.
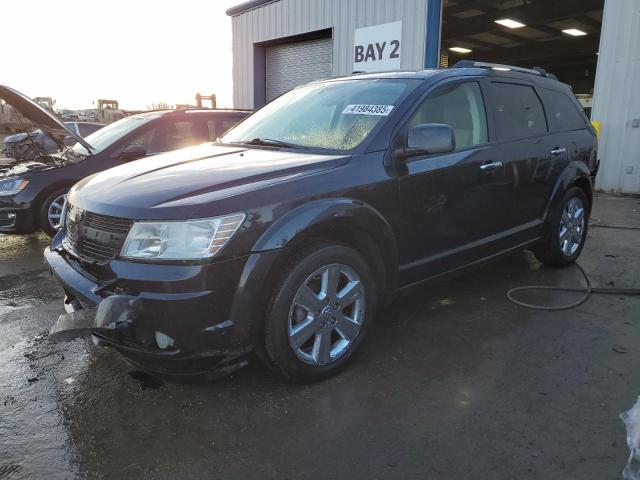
<box><xmin>119</xmin><ymin>144</ymin><xmax>147</xmax><ymax>161</ymax></box>
<box><xmin>404</xmin><ymin>123</ymin><xmax>455</xmax><ymax>160</ymax></box>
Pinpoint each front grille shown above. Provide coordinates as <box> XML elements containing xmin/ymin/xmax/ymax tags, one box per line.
<box><xmin>64</xmin><ymin>204</ymin><xmax>133</xmax><ymax>264</ymax></box>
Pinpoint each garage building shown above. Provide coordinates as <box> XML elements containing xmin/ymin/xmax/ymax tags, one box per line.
<box><xmin>227</xmin><ymin>0</ymin><xmax>640</xmax><ymax>194</ymax></box>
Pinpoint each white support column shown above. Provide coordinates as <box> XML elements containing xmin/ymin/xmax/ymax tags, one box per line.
<box><xmin>591</xmin><ymin>0</ymin><xmax>640</xmax><ymax>194</ymax></box>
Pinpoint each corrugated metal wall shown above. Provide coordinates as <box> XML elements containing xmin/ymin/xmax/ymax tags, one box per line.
<box><xmin>592</xmin><ymin>0</ymin><xmax>640</xmax><ymax>194</ymax></box>
<box><xmin>266</xmin><ymin>37</ymin><xmax>333</xmax><ymax>101</ymax></box>
<box><xmin>230</xmin><ymin>0</ymin><xmax>429</xmax><ymax>109</ymax></box>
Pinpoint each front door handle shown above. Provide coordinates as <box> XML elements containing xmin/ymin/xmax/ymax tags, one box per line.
<box><xmin>550</xmin><ymin>147</ymin><xmax>567</xmax><ymax>156</ymax></box>
<box><xmin>480</xmin><ymin>161</ymin><xmax>503</xmax><ymax>172</ymax></box>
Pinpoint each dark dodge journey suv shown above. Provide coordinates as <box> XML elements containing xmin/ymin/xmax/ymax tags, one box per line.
<box><xmin>46</xmin><ymin>62</ymin><xmax>598</xmax><ymax>382</ymax></box>
<box><xmin>0</xmin><ymin>85</ymin><xmax>249</xmax><ymax>236</ymax></box>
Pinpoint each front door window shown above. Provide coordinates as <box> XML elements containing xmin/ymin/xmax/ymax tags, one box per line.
<box><xmin>408</xmin><ymin>82</ymin><xmax>488</xmax><ymax>150</ymax></box>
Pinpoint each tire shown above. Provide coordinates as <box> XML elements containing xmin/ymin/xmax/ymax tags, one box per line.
<box><xmin>263</xmin><ymin>243</ymin><xmax>377</xmax><ymax>383</ymax></box>
<box><xmin>534</xmin><ymin>186</ymin><xmax>589</xmax><ymax>267</ymax></box>
<box><xmin>39</xmin><ymin>188</ymin><xmax>68</xmax><ymax>237</ymax></box>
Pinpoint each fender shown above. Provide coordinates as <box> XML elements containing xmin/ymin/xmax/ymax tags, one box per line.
<box><xmin>543</xmin><ymin>161</ymin><xmax>592</xmax><ymax>223</ymax></box>
<box><xmin>34</xmin><ymin>179</ymin><xmax>79</xmax><ymax>210</ymax></box>
<box><xmin>227</xmin><ymin>198</ymin><xmax>399</xmax><ymax>346</ymax></box>
<box><xmin>252</xmin><ymin>198</ymin><xmax>397</xmax><ymax>261</ymax></box>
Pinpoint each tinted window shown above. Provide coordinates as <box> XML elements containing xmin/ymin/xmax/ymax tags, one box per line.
<box><xmin>207</xmin><ymin>121</ymin><xmax>216</xmax><ymax>140</ymax></box>
<box><xmin>221</xmin><ymin>117</ymin><xmax>243</xmax><ymax>135</ymax></box>
<box><xmin>539</xmin><ymin>88</ymin><xmax>587</xmax><ymax>132</ymax></box>
<box><xmin>78</xmin><ymin>123</ymin><xmax>103</xmax><ymax>137</ymax></box>
<box><xmin>489</xmin><ymin>82</ymin><xmax>546</xmax><ymax>140</ymax></box>
<box><xmin>408</xmin><ymin>82</ymin><xmax>488</xmax><ymax>150</ymax></box>
<box><xmin>207</xmin><ymin>117</ymin><xmax>245</xmax><ymax>140</ymax></box>
<box><xmin>128</xmin><ymin>119</ymin><xmax>209</xmax><ymax>154</ymax></box>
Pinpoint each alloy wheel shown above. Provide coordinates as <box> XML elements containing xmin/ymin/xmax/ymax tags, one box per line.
<box><xmin>559</xmin><ymin>196</ymin><xmax>585</xmax><ymax>256</ymax></box>
<box><xmin>47</xmin><ymin>194</ymin><xmax>66</xmax><ymax>230</ymax></box>
<box><xmin>288</xmin><ymin>263</ymin><xmax>366</xmax><ymax>366</ymax></box>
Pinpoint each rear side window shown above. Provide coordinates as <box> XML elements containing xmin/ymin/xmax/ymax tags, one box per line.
<box><xmin>539</xmin><ymin>88</ymin><xmax>587</xmax><ymax>132</ymax></box>
<box><xmin>489</xmin><ymin>82</ymin><xmax>547</xmax><ymax>140</ymax></box>
<box><xmin>408</xmin><ymin>82</ymin><xmax>488</xmax><ymax>150</ymax></box>
<box><xmin>128</xmin><ymin>119</ymin><xmax>209</xmax><ymax>154</ymax></box>
<box><xmin>207</xmin><ymin>117</ymin><xmax>245</xmax><ymax>140</ymax></box>
<box><xmin>78</xmin><ymin>123</ymin><xmax>102</xmax><ymax>137</ymax></box>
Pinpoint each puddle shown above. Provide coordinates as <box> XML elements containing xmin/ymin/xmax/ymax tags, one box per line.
<box><xmin>0</xmin><ymin>312</ymin><xmax>81</xmax><ymax>479</ymax></box>
<box><xmin>128</xmin><ymin>370</ymin><xmax>164</xmax><ymax>390</ymax></box>
<box><xmin>431</xmin><ymin>298</ymin><xmax>455</xmax><ymax>310</ymax></box>
<box><xmin>0</xmin><ymin>271</ymin><xmax>62</xmax><ymax>315</ymax></box>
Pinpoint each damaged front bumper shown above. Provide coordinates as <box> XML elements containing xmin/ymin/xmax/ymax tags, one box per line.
<box><xmin>49</xmin><ymin>295</ymin><xmax>142</xmax><ymax>342</ymax></box>
<box><xmin>44</xmin><ymin>244</ymin><xmax>265</xmax><ymax>376</ymax></box>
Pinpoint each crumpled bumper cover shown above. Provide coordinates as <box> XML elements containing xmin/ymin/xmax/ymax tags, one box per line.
<box><xmin>49</xmin><ymin>295</ymin><xmax>141</xmax><ymax>342</ymax></box>
<box><xmin>44</xmin><ymin>246</ymin><xmax>258</xmax><ymax>376</ymax></box>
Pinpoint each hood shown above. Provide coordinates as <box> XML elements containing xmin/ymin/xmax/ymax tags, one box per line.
<box><xmin>69</xmin><ymin>143</ymin><xmax>349</xmax><ymax>219</ymax></box>
<box><xmin>0</xmin><ymin>85</ymin><xmax>93</xmax><ymax>152</ymax></box>
<box><xmin>0</xmin><ymin>160</ymin><xmax>53</xmax><ymax>178</ymax></box>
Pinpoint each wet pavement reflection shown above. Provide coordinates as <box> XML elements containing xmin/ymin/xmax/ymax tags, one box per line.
<box><xmin>1</xmin><ymin>195</ymin><xmax>639</xmax><ymax>479</ymax></box>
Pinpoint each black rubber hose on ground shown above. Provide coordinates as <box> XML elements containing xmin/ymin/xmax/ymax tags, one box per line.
<box><xmin>506</xmin><ymin>222</ymin><xmax>640</xmax><ymax>310</ymax></box>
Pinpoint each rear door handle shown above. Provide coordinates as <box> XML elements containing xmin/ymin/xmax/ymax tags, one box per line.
<box><xmin>480</xmin><ymin>161</ymin><xmax>503</xmax><ymax>172</ymax></box>
<box><xmin>550</xmin><ymin>147</ymin><xmax>567</xmax><ymax>156</ymax></box>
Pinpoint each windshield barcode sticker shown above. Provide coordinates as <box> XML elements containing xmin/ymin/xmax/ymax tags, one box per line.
<box><xmin>342</xmin><ymin>104</ymin><xmax>394</xmax><ymax>116</ymax></box>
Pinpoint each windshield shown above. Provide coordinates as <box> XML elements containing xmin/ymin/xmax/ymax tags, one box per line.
<box><xmin>221</xmin><ymin>79</ymin><xmax>410</xmax><ymax>151</ymax></box>
<box><xmin>72</xmin><ymin>116</ymin><xmax>154</xmax><ymax>155</ymax></box>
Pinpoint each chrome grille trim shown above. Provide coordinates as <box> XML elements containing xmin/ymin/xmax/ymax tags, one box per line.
<box><xmin>83</xmin><ymin>212</ymin><xmax>132</xmax><ymax>233</ymax></box>
<box><xmin>63</xmin><ymin>205</ymin><xmax>133</xmax><ymax>264</ymax></box>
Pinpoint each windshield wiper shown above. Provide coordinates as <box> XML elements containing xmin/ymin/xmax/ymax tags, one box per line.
<box><xmin>237</xmin><ymin>137</ymin><xmax>307</xmax><ymax>149</ymax></box>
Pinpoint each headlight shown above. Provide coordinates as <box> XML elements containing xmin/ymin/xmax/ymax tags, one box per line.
<box><xmin>121</xmin><ymin>213</ymin><xmax>246</xmax><ymax>260</ymax></box>
<box><xmin>0</xmin><ymin>178</ymin><xmax>29</xmax><ymax>196</ymax></box>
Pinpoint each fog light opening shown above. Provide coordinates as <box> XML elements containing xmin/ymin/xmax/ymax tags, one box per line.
<box><xmin>155</xmin><ymin>331</ymin><xmax>175</xmax><ymax>350</ymax></box>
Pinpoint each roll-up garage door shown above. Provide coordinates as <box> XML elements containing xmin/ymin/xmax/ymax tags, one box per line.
<box><xmin>266</xmin><ymin>37</ymin><xmax>333</xmax><ymax>102</ymax></box>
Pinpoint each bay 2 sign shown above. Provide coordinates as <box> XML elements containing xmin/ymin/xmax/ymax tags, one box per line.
<box><xmin>353</xmin><ymin>21</ymin><xmax>402</xmax><ymax>73</ymax></box>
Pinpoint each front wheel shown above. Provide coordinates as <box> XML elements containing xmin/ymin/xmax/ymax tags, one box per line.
<box><xmin>534</xmin><ymin>186</ymin><xmax>589</xmax><ymax>267</ymax></box>
<box><xmin>39</xmin><ymin>189</ymin><xmax>67</xmax><ymax>237</ymax></box>
<box><xmin>263</xmin><ymin>243</ymin><xmax>377</xmax><ymax>383</ymax></box>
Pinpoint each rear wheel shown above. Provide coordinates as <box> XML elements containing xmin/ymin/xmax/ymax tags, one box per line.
<box><xmin>534</xmin><ymin>186</ymin><xmax>589</xmax><ymax>266</ymax></box>
<box><xmin>263</xmin><ymin>243</ymin><xmax>376</xmax><ymax>382</ymax></box>
<box><xmin>39</xmin><ymin>189</ymin><xmax>67</xmax><ymax>237</ymax></box>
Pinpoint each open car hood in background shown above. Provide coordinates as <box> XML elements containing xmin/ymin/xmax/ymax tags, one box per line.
<box><xmin>0</xmin><ymin>85</ymin><xmax>93</xmax><ymax>152</ymax></box>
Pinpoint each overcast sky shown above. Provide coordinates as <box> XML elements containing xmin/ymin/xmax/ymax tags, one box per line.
<box><xmin>4</xmin><ymin>0</ymin><xmax>241</xmax><ymax>110</ymax></box>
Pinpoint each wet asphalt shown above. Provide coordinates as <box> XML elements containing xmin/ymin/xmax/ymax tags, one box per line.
<box><xmin>0</xmin><ymin>194</ymin><xmax>638</xmax><ymax>479</ymax></box>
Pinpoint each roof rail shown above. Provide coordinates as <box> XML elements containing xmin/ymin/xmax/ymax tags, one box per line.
<box><xmin>452</xmin><ymin>60</ymin><xmax>558</xmax><ymax>79</ymax></box>
<box><xmin>164</xmin><ymin>108</ymin><xmax>254</xmax><ymax>113</ymax></box>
